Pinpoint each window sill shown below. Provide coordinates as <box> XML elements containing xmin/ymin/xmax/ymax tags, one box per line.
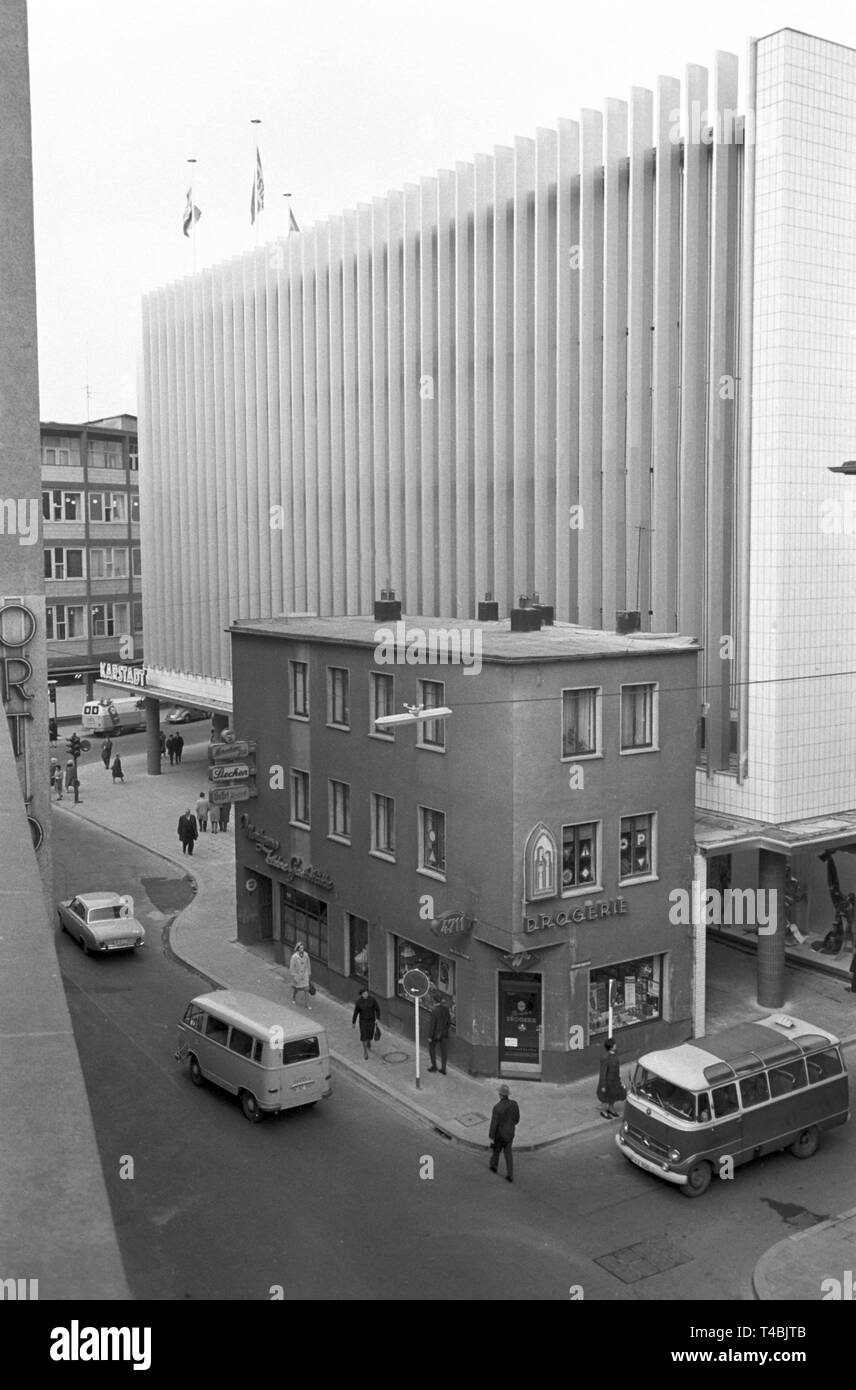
<box><xmin>619</xmin><ymin>745</ymin><xmax>659</xmax><ymax>756</ymax></box>
<box><xmin>369</xmin><ymin>731</ymin><xmax>395</xmax><ymax>742</ymax></box>
<box><xmin>328</xmin><ymin>834</ymin><xmax>351</xmax><ymax>846</ymax></box>
<box><xmin>289</xmin><ymin>713</ymin><xmax>310</xmax><ymax>723</ymax></box>
<box><xmin>369</xmin><ymin>849</ymin><xmax>396</xmax><ymax>864</ymax></box>
<box><xmin>561</xmin><ymin>882</ymin><xmax>604</xmax><ymax>899</ymax></box>
<box><xmin>618</xmin><ymin>873</ymin><xmax>658</xmax><ymax>888</ymax></box>
<box><xmin>417</xmin><ymin>866</ymin><xmax>447</xmax><ymax>883</ymax></box>
<box><xmin>560</xmin><ymin>751</ymin><xmax>601</xmax><ymax>762</ymax></box>
<box><xmin>326</xmin><ymin>722</ymin><xmax>351</xmax><ymax>733</ymax></box>
<box><xmin>415</xmin><ymin>742</ymin><xmax>446</xmax><ymax>754</ymax></box>
<box><xmin>289</xmin><ymin>820</ymin><xmax>311</xmax><ymax>832</ymax></box>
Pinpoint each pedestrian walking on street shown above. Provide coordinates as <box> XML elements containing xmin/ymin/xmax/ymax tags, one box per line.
<box><xmin>111</xmin><ymin>755</ymin><xmax>124</xmax><ymax>783</ymax></box>
<box><xmin>489</xmin><ymin>1083</ymin><xmax>520</xmax><ymax>1182</ymax></box>
<box><xmin>65</xmin><ymin>759</ymin><xmax>76</xmax><ymax>790</ymax></box>
<box><xmin>101</xmin><ymin>736</ymin><xmax>113</xmax><ymax>769</ymax></box>
<box><xmin>177</xmin><ymin>808</ymin><xmax>198</xmax><ymax>855</ymax></box>
<box><xmin>209</xmin><ymin>799</ymin><xmax>219</xmax><ymax>833</ymax></box>
<box><xmin>52</xmin><ymin>761</ymin><xmax>63</xmax><ymax>801</ymax></box>
<box><xmin>289</xmin><ymin>941</ymin><xmax>312</xmax><ymax>1009</ymax></box>
<box><xmin>195</xmin><ymin>791</ymin><xmax>210</xmax><ymax>831</ymax></box>
<box><xmin>159</xmin><ymin>730</ymin><xmax>166</xmax><ymax>761</ymax></box>
<box><xmin>218</xmin><ymin>800</ymin><xmax>230</xmax><ymax>832</ymax></box>
<box><xmin>166</xmin><ymin>734</ymin><xmax>177</xmax><ymax>765</ymax></box>
<box><xmin>427</xmin><ymin>991</ymin><xmax>451</xmax><ymax>1074</ymax></box>
<box><xmin>597</xmin><ymin>1037</ymin><xmax>625</xmax><ymax>1119</ymax></box>
<box><xmin>174</xmin><ymin>732</ymin><xmax>184</xmax><ymax>764</ymax></box>
<box><xmin>352</xmin><ymin>984</ymin><xmax>380</xmax><ymax>1060</ymax></box>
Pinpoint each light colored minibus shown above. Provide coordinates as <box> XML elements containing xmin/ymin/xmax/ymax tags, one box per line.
<box><xmin>176</xmin><ymin>989</ymin><xmax>332</xmax><ymax>1122</ymax></box>
<box><xmin>616</xmin><ymin>1014</ymin><xmax>850</xmax><ymax>1196</ymax></box>
<box><xmin>82</xmin><ymin>697</ymin><xmax>146</xmax><ymax>735</ymax></box>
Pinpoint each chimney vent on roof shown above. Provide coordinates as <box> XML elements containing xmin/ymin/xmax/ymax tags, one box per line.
<box><xmin>478</xmin><ymin>591</ymin><xmax>499</xmax><ymax>621</ymax></box>
<box><xmin>374</xmin><ymin>589</ymin><xmax>402</xmax><ymax>622</ymax></box>
<box><xmin>616</xmin><ymin>610</ymin><xmax>641</xmax><ymax>635</ymax></box>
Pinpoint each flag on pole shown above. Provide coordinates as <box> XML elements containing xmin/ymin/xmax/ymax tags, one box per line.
<box><xmin>287</xmin><ymin>203</ymin><xmax>300</xmax><ymax>233</ymax></box>
<box><xmin>182</xmin><ymin>189</ymin><xmax>201</xmax><ymax>237</ymax></box>
<box><xmin>250</xmin><ymin>147</ymin><xmax>264</xmax><ymax>225</ymax></box>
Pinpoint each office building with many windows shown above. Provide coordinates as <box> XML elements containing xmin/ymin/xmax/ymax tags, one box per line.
<box><xmin>230</xmin><ymin>606</ymin><xmax>698</xmax><ymax>1079</ymax></box>
<box><xmin>41</xmin><ymin>413</ymin><xmax>143</xmax><ymax>685</ymax></box>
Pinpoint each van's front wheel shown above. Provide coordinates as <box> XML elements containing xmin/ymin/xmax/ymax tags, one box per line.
<box><xmin>240</xmin><ymin>1090</ymin><xmax>262</xmax><ymax>1123</ymax></box>
<box><xmin>188</xmin><ymin>1055</ymin><xmax>204</xmax><ymax>1087</ymax></box>
<box><xmin>681</xmin><ymin>1160</ymin><xmax>712</xmax><ymax>1197</ymax></box>
<box><xmin>789</xmin><ymin>1126</ymin><xmax>819</xmax><ymax>1159</ymax></box>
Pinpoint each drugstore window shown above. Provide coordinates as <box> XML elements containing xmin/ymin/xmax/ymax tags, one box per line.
<box><xmin>395</xmin><ymin>937</ymin><xmax>456</xmax><ymax>1025</ymax></box>
<box><xmin>589</xmin><ymin>956</ymin><xmax>661</xmax><ymax>1037</ymax></box>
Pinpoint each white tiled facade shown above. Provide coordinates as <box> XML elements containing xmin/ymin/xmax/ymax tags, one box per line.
<box><xmin>698</xmin><ymin>29</ymin><xmax>856</xmax><ymax>824</ymax></box>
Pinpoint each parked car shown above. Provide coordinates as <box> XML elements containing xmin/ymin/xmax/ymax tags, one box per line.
<box><xmin>57</xmin><ymin>892</ymin><xmax>146</xmax><ymax>955</ymax></box>
<box><xmin>167</xmin><ymin>706</ymin><xmax>209</xmax><ymax>723</ymax></box>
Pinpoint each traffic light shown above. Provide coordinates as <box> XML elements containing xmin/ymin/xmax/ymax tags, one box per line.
<box><xmin>68</xmin><ymin>733</ymin><xmax>81</xmax><ymax>759</ymax></box>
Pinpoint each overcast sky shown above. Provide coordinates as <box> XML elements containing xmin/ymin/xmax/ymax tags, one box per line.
<box><xmin>28</xmin><ymin>0</ymin><xmax>856</xmax><ymax>422</ymax></box>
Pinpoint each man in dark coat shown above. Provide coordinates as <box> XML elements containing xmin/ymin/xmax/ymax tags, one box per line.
<box><xmin>166</xmin><ymin>733</ymin><xmax>177</xmax><ymax>765</ymax></box>
<box><xmin>597</xmin><ymin>1037</ymin><xmax>624</xmax><ymax>1119</ymax></box>
<box><xmin>351</xmin><ymin>985</ymin><xmax>380</xmax><ymax>1060</ymax></box>
<box><xmin>427</xmin><ymin>992</ymin><xmax>451</xmax><ymax>1074</ymax></box>
<box><xmin>177</xmin><ymin>808</ymin><xmax>198</xmax><ymax>856</ymax></box>
<box><xmin>101</xmin><ymin>736</ymin><xmax>113</xmax><ymax>769</ymax></box>
<box><xmin>174</xmin><ymin>732</ymin><xmax>185</xmax><ymax>764</ymax></box>
<box><xmin>489</xmin><ymin>1083</ymin><xmax>520</xmax><ymax>1181</ymax></box>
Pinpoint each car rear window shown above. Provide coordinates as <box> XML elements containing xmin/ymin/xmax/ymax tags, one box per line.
<box><xmin>282</xmin><ymin>1037</ymin><xmax>320</xmax><ymax>1064</ymax></box>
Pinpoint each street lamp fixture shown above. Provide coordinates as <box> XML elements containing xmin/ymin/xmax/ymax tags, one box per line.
<box><xmin>374</xmin><ymin>703</ymin><xmax>453</xmax><ymax>729</ymax></box>
<box><xmin>827</xmin><ymin>461</ymin><xmax>856</xmax><ymax>475</ymax></box>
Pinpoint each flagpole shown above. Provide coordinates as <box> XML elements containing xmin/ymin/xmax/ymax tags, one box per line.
<box><xmin>187</xmin><ymin>158</ymin><xmax>197</xmax><ymax>272</ymax></box>
<box><xmin>251</xmin><ymin>118</ymin><xmax>261</xmax><ymax>247</ymax></box>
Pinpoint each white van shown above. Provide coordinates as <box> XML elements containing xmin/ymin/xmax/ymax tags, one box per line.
<box><xmin>82</xmin><ymin>697</ymin><xmax>146</xmax><ymax>735</ymax></box>
<box><xmin>176</xmin><ymin>989</ymin><xmax>332</xmax><ymax>1122</ymax></box>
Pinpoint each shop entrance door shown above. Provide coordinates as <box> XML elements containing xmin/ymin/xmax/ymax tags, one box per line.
<box><xmin>256</xmin><ymin>874</ymin><xmax>273</xmax><ymax>940</ymax></box>
<box><xmin>498</xmin><ymin>973</ymin><xmax>542</xmax><ymax>1075</ymax></box>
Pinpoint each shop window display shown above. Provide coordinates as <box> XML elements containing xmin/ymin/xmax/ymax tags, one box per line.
<box><xmin>395</xmin><ymin>937</ymin><xmax>456</xmax><ymax>1026</ymax></box>
<box><xmin>589</xmin><ymin>956</ymin><xmax>661</xmax><ymax>1036</ymax></box>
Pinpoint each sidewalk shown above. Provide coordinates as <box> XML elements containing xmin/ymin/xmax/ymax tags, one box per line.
<box><xmin>54</xmin><ymin>738</ymin><xmax>856</xmax><ymax>1296</ymax></box>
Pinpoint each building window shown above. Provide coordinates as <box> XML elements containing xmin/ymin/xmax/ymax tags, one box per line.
<box><xmin>370</xmin><ymin>670</ymin><xmax>394</xmax><ymax>739</ymax></box>
<box><xmin>89</xmin><ymin>546</ymin><xmax>128</xmax><ymax>579</ymax></box>
<box><xmin>132</xmin><ymin>601</ymin><xmax>143</xmax><ymax>632</ymax></box>
<box><xmin>88</xmin><ymin>440</ymin><xmax>123</xmax><ymax>469</ymax></box>
<box><xmin>327</xmin><ymin>667</ymin><xmax>350</xmax><ymax>728</ymax></box>
<box><xmin>395</xmin><ymin>937</ymin><xmax>456</xmax><ymax>1023</ymax></box>
<box><xmin>46</xmin><ymin>604</ymin><xmax>85</xmax><ymax>641</ymax></box>
<box><xmin>290</xmin><ymin>660</ymin><xmax>309</xmax><ymax>719</ymax></box>
<box><xmin>91</xmin><ymin>602</ymin><xmax>129</xmax><ymax>639</ymax></box>
<box><xmin>589</xmin><ymin>956</ymin><xmax>662</xmax><ymax>1036</ymax></box>
<box><xmin>619</xmin><ymin>813</ymin><xmax>655</xmax><ymax>881</ymax></box>
<box><xmin>132</xmin><ymin>547</ymin><xmax>142</xmax><ymax>577</ymax></box>
<box><xmin>42</xmin><ymin>489</ymin><xmax>82</xmax><ymax>522</ymax></box>
<box><xmin>44</xmin><ymin>547</ymin><xmax>84</xmax><ymax>581</ymax></box>
<box><xmin>419</xmin><ymin>805</ymin><xmax>446</xmax><ymax>877</ymax></box>
<box><xmin>417</xmin><ymin>679</ymin><xmax>445</xmax><ymax>750</ymax></box>
<box><xmin>41</xmin><ymin>437</ymin><xmax>80</xmax><ymax>468</ymax></box>
<box><xmin>328</xmin><ymin>780</ymin><xmax>351</xmax><ymax>842</ymax></box>
<box><xmin>289</xmin><ymin>769</ymin><xmax>310</xmax><ymax>827</ymax></box>
<box><xmin>620</xmin><ymin>683</ymin><xmax>657</xmax><ymax>752</ymax></box>
<box><xmin>370</xmin><ymin>793</ymin><xmax>395</xmax><ymax>859</ymax></box>
<box><xmin>130</xmin><ymin>494</ymin><xmax>140</xmax><ymax>523</ymax></box>
<box><xmin>562</xmin><ymin>687</ymin><xmax>599</xmax><ymax>758</ymax></box>
<box><xmin>347</xmin><ymin>913</ymin><xmax>369</xmax><ymax>981</ymax></box>
<box><xmin>129</xmin><ymin>445</ymin><xmax>139</xmax><ymax>471</ymax></box>
<box><xmin>561</xmin><ymin>821</ymin><xmax>598</xmax><ymax>892</ymax></box>
<box><xmin>280</xmin><ymin>886</ymin><xmax>328</xmax><ymax>963</ymax></box>
<box><xmin>88</xmin><ymin>491</ymin><xmax>128</xmax><ymax>523</ymax></box>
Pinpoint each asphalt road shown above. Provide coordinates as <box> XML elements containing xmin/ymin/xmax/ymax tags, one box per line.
<box><xmin>52</xmin><ymin>811</ymin><xmax>856</xmax><ymax>1301</ymax></box>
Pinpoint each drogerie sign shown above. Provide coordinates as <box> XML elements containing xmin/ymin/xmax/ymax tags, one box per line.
<box><xmin>99</xmin><ymin>661</ymin><xmax>147</xmax><ymax>688</ymax></box>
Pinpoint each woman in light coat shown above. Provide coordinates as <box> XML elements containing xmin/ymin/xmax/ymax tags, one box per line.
<box><xmin>289</xmin><ymin>942</ymin><xmax>312</xmax><ymax>1009</ymax></box>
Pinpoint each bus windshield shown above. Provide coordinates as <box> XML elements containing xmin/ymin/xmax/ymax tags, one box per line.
<box><xmin>633</xmin><ymin>1065</ymin><xmax>700</xmax><ymax>1121</ymax></box>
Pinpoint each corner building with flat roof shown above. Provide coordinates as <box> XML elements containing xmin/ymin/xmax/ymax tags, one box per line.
<box><xmin>230</xmin><ymin>608</ymin><xmax>699</xmax><ymax>1079</ymax></box>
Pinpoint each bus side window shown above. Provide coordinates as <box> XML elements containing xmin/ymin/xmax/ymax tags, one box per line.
<box><xmin>183</xmin><ymin>1005</ymin><xmax>203</xmax><ymax>1031</ymax></box>
<box><xmin>739</xmin><ymin>1072</ymin><xmax>770</xmax><ymax>1109</ymax></box>
<box><xmin>769</xmin><ymin>1060</ymin><xmax>807</xmax><ymax>1097</ymax></box>
<box><xmin>204</xmin><ymin>1015</ymin><xmax>229</xmax><ymax>1045</ymax></box>
<box><xmin>806</xmin><ymin>1049</ymin><xmax>843</xmax><ymax>1084</ymax></box>
<box><xmin>252</xmin><ymin>1040</ymin><xmax>264</xmax><ymax>1063</ymax></box>
<box><xmin>228</xmin><ymin>1027</ymin><xmax>254</xmax><ymax>1058</ymax></box>
<box><xmin>712</xmin><ymin>1083</ymin><xmax>739</xmax><ymax>1119</ymax></box>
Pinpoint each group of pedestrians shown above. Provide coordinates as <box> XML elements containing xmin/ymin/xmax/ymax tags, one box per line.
<box><xmin>162</xmin><ymin>731</ymin><xmax>184</xmax><ymax>765</ymax></box>
<box><xmin>177</xmin><ymin>794</ymin><xmax>231</xmax><ymax>853</ymax></box>
<box><xmin>99</xmin><ymin>736</ymin><xmax>124</xmax><ymax>782</ymax></box>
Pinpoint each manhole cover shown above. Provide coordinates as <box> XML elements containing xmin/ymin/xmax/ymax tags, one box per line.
<box><xmin>594</xmin><ymin>1236</ymin><xmax>692</xmax><ymax>1284</ymax></box>
<box><xmin>454</xmin><ymin>1112</ymin><xmax>489</xmax><ymax>1128</ymax></box>
<box><xmin>381</xmin><ymin>1050</ymin><xmax>409</xmax><ymax>1065</ymax></box>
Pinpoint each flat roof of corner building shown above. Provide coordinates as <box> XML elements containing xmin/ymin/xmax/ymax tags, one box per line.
<box><xmin>230</xmin><ymin>614</ymin><xmax>700</xmax><ymax>664</ymax></box>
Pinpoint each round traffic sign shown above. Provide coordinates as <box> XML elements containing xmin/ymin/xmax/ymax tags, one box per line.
<box><xmin>401</xmin><ymin>968</ymin><xmax>431</xmax><ymax>998</ymax></box>
<box><xmin>79</xmin><ymin>740</ymin><xmax>91</xmax><ymax>752</ymax></box>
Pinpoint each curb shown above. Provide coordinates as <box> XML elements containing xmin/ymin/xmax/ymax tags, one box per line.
<box><xmin>752</xmin><ymin>1205</ymin><xmax>856</xmax><ymax>1302</ymax></box>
